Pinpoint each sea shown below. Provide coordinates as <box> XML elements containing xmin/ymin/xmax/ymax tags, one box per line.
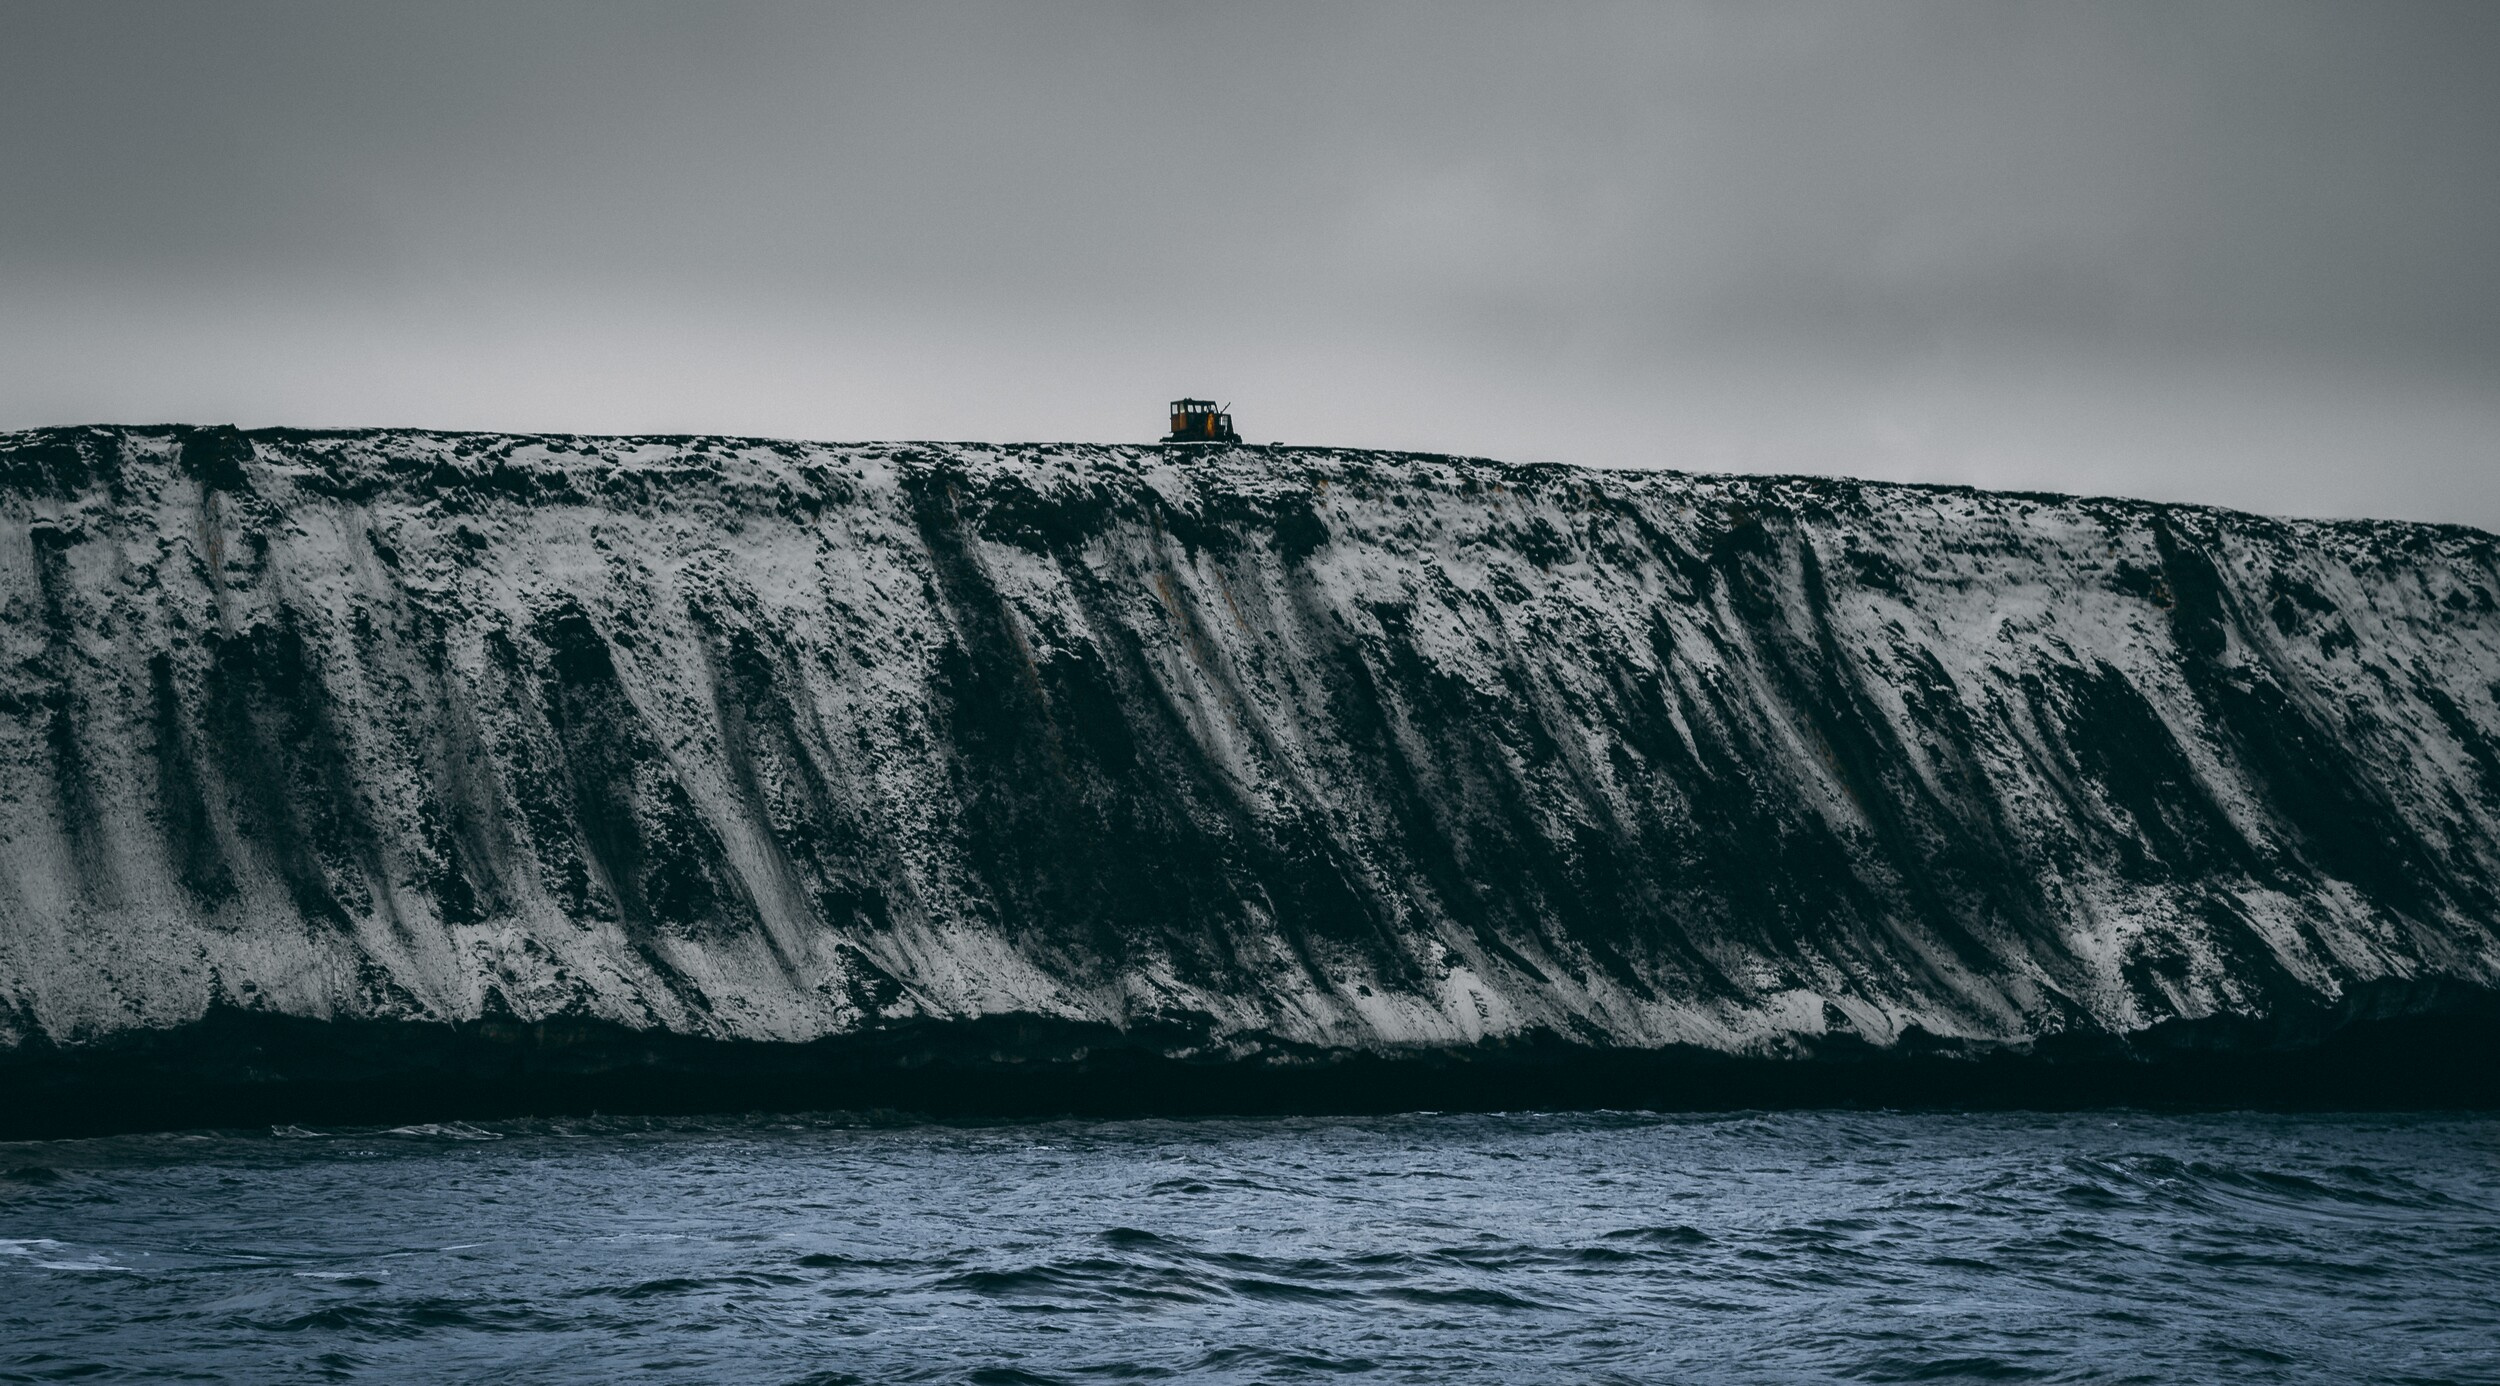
<box><xmin>3</xmin><ymin>1109</ymin><xmax>2495</xmax><ymax>1383</ymax></box>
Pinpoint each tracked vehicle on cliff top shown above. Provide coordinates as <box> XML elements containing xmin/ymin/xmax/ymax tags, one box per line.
<box><xmin>1164</xmin><ymin>398</ymin><xmax>1238</xmax><ymax>444</ymax></box>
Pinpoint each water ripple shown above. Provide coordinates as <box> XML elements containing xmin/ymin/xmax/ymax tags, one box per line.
<box><xmin>0</xmin><ymin>1110</ymin><xmax>2493</xmax><ymax>1382</ymax></box>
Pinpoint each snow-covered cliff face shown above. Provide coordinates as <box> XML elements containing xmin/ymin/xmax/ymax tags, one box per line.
<box><xmin>3</xmin><ymin>426</ymin><xmax>2497</xmax><ymax>1062</ymax></box>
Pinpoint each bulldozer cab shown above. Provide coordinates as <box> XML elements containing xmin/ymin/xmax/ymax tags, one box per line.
<box><xmin>1166</xmin><ymin>399</ymin><xmax>1238</xmax><ymax>444</ymax></box>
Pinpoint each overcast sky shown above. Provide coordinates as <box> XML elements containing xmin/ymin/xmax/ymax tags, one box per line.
<box><xmin>4</xmin><ymin>1</ymin><xmax>2496</xmax><ymax>526</ymax></box>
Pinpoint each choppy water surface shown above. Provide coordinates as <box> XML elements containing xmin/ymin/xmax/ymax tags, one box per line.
<box><xmin>3</xmin><ymin>1110</ymin><xmax>2495</xmax><ymax>1383</ymax></box>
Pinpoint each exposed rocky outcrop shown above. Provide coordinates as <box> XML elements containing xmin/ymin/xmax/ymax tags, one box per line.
<box><xmin>3</xmin><ymin>425</ymin><xmax>2496</xmax><ymax>1128</ymax></box>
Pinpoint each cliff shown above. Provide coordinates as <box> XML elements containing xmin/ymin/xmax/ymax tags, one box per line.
<box><xmin>3</xmin><ymin>426</ymin><xmax>2497</xmax><ymax>1128</ymax></box>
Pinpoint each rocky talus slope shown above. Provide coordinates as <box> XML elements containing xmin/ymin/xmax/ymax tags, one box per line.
<box><xmin>3</xmin><ymin>426</ymin><xmax>2497</xmax><ymax>1126</ymax></box>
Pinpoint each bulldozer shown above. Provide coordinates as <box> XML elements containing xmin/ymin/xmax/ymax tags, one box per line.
<box><xmin>1164</xmin><ymin>399</ymin><xmax>1239</xmax><ymax>444</ymax></box>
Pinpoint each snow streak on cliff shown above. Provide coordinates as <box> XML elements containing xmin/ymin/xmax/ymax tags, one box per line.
<box><xmin>2</xmin><ymin>426</ymin><xmax>2497</xmax><ymax>1060</ymax></box>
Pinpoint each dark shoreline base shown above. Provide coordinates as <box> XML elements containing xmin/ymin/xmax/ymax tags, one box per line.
<box><xmin>6</xmin><ymin>992</ymin><xmax>2499</xmax><ymax>1140</ymax></box>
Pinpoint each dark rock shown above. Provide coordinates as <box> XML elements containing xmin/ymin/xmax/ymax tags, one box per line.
<box><xmin>1</xmin><ymin>426</ymin><xmax>2496</xmax><ymax>1132</ymax></box>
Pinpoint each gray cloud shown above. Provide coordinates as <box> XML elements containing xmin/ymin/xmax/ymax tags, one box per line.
<box><xmin>4</xmin><ymin>1</ymin><xmax>2496</xmax><ymax>524</ymax></box>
